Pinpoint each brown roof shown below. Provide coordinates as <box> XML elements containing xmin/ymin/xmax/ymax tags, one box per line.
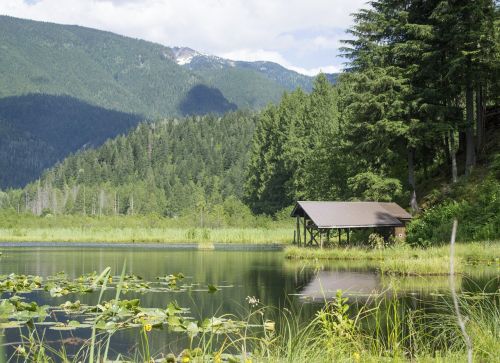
<box><xmin>291</xmin><ymin>201</ymin><xmax>412</xmax><ymax>229</ymax></box>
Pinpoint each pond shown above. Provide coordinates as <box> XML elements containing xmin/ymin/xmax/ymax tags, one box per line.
<box><xmin>0</xmin><ymin>245</ymin><xmax>498</xmax><ymax>361</ymax></box>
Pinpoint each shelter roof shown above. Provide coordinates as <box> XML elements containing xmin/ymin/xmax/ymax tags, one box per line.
<box><xmin>290</xmin><ymin>201</ymin><xmax>412</xmax><ymax>229</ymax></box>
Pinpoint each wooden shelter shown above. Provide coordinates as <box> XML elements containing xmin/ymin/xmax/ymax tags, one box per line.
<box><xmin>290</xmin><ymin>201</ymin><xmax>412</xmax><ymax>247</ymax></box>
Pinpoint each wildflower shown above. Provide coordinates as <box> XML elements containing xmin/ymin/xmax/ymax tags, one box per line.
<box><xmin>353</xmin><ymin>352</ymin><xmax>360</xmax><ymax>362</ymax></box>
<box><xmin>213</xmin><ymin>352</ymin><xmax>222</xmax><ymax>363</ymax></box>
<box><xmin>144</xmin><ymin>323</ymin><xmax>152</xmax><ymax>332</ymax></box>
<box><xmin>246</xmin><ymin>296</ymin><xmax>259</xmax><ymax>307</ymax></box>
<box><xmin>181</xmin><ymin>356</ymin><xmax>190</xmax><ymax>363</ymax></box>
<box><xmin>108</xmin><ymin>276</ymin><xmax>113</xmax><ymax>283</ymax></box>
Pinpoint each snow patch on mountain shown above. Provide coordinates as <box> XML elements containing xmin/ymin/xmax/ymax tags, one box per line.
<box><xmin>171</xmin><ymin>47</ymin><xmax>200</xmax><ymax>65</ymax></box>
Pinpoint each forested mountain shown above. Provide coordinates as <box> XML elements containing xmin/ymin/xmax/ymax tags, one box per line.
<box><xmin>0</xmin><ymin>16</ymin><xmax>327</xmax><ymax>116</ymax></box>
<box><xmin>1</xmin><ymin>111</ymin><xmax>255</xmax><ymax>222</ymax></box>
<box><xmin>0</xmin><ymin>94</ymin><xmax>141</xmax><ymax>188</ymax></box>
<box><xmin>172</xmin><ymin>47</ymin><xmax>319</xmax><ymax>108</ymax></box>
<box><xmin>0</xmin><ymin>15</ymin><xmax>335</xmax><ymax>188</ymax></box>
<box><xmin>0</xmin><ymin>1</ymin><xmax>498</xmax><ymax>244</ymax></box>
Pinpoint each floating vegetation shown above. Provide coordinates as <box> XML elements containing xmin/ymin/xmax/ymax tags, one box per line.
<box><xmin>0</xmin><ymin>269</ymin><xmax>257</xmax><ymax>340</ymax></box>
<box><xmin>0</xmin><ymin>273</ymin><xmax>43</xmax><ymax>293</ymax></box>
<box><xmin>0</xmin><ymin>270</ymin><xmax>218</xmax><ymax>296</ymax></box>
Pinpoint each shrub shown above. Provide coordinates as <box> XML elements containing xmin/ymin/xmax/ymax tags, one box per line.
<box><xmin>407</xmin><ymin>175</ymin><xmax>500</xmax><ymax>245</ymax></box>
<box><xmin>368</xmin><ymin>233</ymin><xmax>385</xmax><ymax>249</ymax></box>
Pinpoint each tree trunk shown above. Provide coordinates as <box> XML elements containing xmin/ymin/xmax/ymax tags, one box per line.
<box><xmin>147</xmin><ymin>129</ymin><xmax>153</xmax><ymax>162</ymax></box>
<box><xmin>444</xmin><ymin>135</ymin><xmax>452</xmax><ymax>167</ymax></box>
<box><xmin>407</xmin><ymin>148</ymin><xmax>419</xmax><ymax>213</ymax></box>
<box><xmin>465</xmin><ymin>66</ymin><xmax>476</xmax><ymax>175</ymax></box>
<box><xmin>449</xmin><ymin>130</ymin><xmax>458</xmax><ymax>183</ymax></box>
<box><xmin>476</xmin><ymin>84</ymin><xmax>484</xmax><ymax>154</ymax></box>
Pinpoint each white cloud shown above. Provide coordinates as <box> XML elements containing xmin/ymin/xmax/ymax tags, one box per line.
<box><xmin>221</xmin><ymin>49</ymin><xmax>341</xmax><ymax>75</ymax></box>
<box><xmin>291</xmin><ymin>65</ymin><xmax>342</xmax><ymax>76</ymax></box>
<box><xmin>1</xmin><ymin>0</ymin><xmax>367</xmax><ymax>73</ymax></box>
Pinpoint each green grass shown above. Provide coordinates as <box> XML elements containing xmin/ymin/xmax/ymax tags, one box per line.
<box><xmin>12</xmin><ymin>289</ymin><xmax>500</xmax><ymax>362</ymax></box>
<box><xmin>284</xmin><ymin>242</ymin><xmax>500</xmax><ymax>275</ymax></box>
<box><xmin>0</xmin><ymin>212</ymin><xmax>293</xmax><ymax>244</ymax></box>
<box><xmin>0</xmin><ymin>227</ymin><xmax>291</xmax><ymax>244</ymax></box>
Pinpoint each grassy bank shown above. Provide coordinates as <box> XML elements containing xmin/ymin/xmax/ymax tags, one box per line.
<box><xmin>285</xmin><ymin>242</ymin><xmax>500</xmax><ymax>275</ymax></box>
<box><xmin>0</xmin><ymin>227</ymin><xmax>291</xmax><ymax>244</ymax></box>
<box><xmin>0</xmin><ymin>212</ymin><xmax>293</xmax><ymax>244</ymax></box>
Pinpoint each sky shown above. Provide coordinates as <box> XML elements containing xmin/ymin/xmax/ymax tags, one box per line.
<box><xmin>0</xmin><ymin>0</ymin><xmax>368</xmax><ymax>75</ymax></box>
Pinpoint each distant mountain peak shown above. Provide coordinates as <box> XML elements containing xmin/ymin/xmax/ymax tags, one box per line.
<box><xmin>171</xmin><ymin>46</ymin><xmax>201</xmax><ymax>65</ymax></box>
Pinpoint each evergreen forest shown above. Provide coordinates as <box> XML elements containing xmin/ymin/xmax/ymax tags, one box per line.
<box><xmin>0</xmin><ymin>0</ymin><xmax>499</xmax><ymax>245</ymax></box>
<box><xmin>0</xmin><ymin>15</ymin><xmax>328</xmax><ymax>188</ymax></box>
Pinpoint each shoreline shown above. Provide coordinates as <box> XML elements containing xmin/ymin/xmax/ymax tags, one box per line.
<box><xmin>0</xmin><ymin>241</ymin><xmax>284</xmax><ymax>250</ymax></box>
<box><xmin>0</xmin><ymin>226</ymin><xmax>292</xmax><ymax>244</ymax></box>
<box><xmin>285</xmin><ymin>242</ymin><xmax>500</xmax><ymax>276</ymax></box>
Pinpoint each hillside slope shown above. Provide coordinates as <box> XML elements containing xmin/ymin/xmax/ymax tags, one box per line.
<box><xmin>2</xmin><ymin>111</ymin><xmax>255</xmax><ymax>218</ymax></box>
<box><xmin>0</xmin><ymin>16</ymin><xmax>329</xmax><ymax>116</ymax></box>
<box><xmin>0</xmin><ymin>16</ymin><xmax>333</xmax><ymax>188</ymax></box>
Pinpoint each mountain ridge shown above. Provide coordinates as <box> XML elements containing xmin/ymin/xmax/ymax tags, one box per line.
<box><xmin>0</xmin><ymin>15</ymin><xmax>337</xmax><ymax>188</ymax></box>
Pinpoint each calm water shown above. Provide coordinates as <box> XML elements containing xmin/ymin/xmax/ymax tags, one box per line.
<box><xmin>0</xmin><ymin>246</ymin><xmax>498</xmax><ymax>360</ymax></box>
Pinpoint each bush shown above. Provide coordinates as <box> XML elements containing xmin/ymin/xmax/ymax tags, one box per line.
<box><xmin>407</xmin><ymin>175</ymin><xmax>500</xmax><ymax>245</ymax></box>
<box><xmin>368</xmin><ymin>233</ymin><xmax>385</xmax><ymax>249</ymax></box>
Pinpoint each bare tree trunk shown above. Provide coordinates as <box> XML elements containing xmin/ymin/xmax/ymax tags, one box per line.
<box><xmin>407</xmin><ymin>148</ymin><xmax>419</xmax><ymax>213</ymax></box>
<box><xmin>99</xmin><ymin>189</ymin><xmax>104</xmax><ymax>216</ymax></box>
<box><xmin>465</xmin><ymin>68</ymin><xmax>476</xmax><ymax>175</ymax></box>
<box><xmin>449</xmin><ymin>130</ymin><xmax>458</xmax><ymax>183</ymax></box>
<box><xmin>36</xmin><ymin>181</ymin><xmax>42</xmax><ymax>215</ymax></box>
<box><xmin>130</xmin><ymin>194</ymin><xmax>134</xmax><ymax>215</ymax></box>
<box><xmin>147</xmin><ymin>129</ymin><xmax>152</xmax><ymax>162</ymax></box>
<box><xmin>52</xmin><ymin>189</ymin><xmax>58</xmax><ymax>214</ymax></box>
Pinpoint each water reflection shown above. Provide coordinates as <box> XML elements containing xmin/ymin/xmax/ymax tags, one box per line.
<box><xmin>0</xmin><ymin>246</ymin><xmax>498</xmax><ymax>360</ymax></box>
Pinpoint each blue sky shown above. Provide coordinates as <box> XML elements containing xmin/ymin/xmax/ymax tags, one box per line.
<box><xmin>2</xmin><ymin>0</ymin><xmax>368</xmax><ymax>75</ymax></box>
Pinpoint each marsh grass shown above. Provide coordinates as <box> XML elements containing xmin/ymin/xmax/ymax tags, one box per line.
<box><xmin>0</xmin><ymin>227</ymin><xmax>291</xmax><ymax>244</ymax></box>
<box><xmin>285</xmin><ymin>242</ymin><xmax>500</xmax><ymax>275</ymax></box>
<box><xmin>379</xmin><ymin>256</ymin><xmax>463</xmax><ymax>276</ymax></box>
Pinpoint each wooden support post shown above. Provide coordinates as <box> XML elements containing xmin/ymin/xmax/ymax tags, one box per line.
<box><xmin>303</xmin><ymin>216</ymin><xmax>307</xmax><ymax>247</ymax></box>
<box><xmin>347</xmin><ymin>228</ymin><xmax>350</xmax><ymax>244</ymax></box>
<box><xmin>320</xmin><ymin>230</ymin><xmax>323</xmax><ymax>249</ymax></box>
<box><xmin>338</xmin><ymin>228</ymin><xmax>341</xmax><ymax>245</ymax></box>
<box><xmin>296</xmin><ymin>216</ymin><xmax>300</xmax><ymax>246</ymax></box>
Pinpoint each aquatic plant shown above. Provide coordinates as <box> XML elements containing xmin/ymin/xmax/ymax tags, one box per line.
<box><xmin>2</xmin><ymin>266</ymin><xmax>499</xmax><ymax>362</ymax></box>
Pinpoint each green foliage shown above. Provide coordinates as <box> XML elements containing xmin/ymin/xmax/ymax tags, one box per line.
<box><xmin>2</xmin><ymin>111</ymin><xmax>257</xmax><ymax>220</ymax></box>
<box><xmin>348</xmin><ymin>172</ymin><xmax>402</xmax><ymax>202</ymax></box>
<box><xmin>245</xmin><ymin>74</ymin><xmax>342</xmax><ymax>214</ymax></box>
<box><xmin>368</xmin><ymin>233</ymin><xmax>386</xmax><ymax>250</ymax></box>
<box><xmin>244</xmin><ymin>0</ymin><xmax>499</xmax><ymax>240</ymax></box>
<box><xmin>316</xmin><ymin>290</ymin><xmax>358</xmax><ymax>352</ymax></box>
<box><xmin>407</xmin><ymin>165</ymin><xmax>500</xmax><ymax>244</ymax></box>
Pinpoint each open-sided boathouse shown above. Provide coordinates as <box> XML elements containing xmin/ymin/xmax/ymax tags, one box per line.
<box><xmin>290</xmin><ymin>201</ymin><xmax>412</xmax><ymax>247</ymax></box>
